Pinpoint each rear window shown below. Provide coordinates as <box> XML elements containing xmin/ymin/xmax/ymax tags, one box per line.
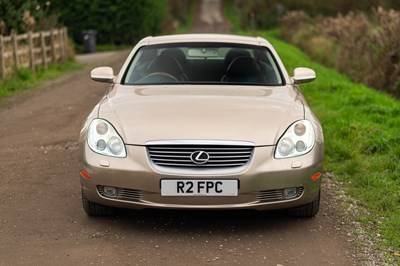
<box><xmin>122</xmin><ymin>43</ymin><xmax>284</xmax><ymax>86</ymax></box>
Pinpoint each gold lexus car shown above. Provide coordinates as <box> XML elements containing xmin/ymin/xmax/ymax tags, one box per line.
<box><xmin>79</xmin><ymin>34</ymin><xmax>324</xmax><ymax>217</ymax></box>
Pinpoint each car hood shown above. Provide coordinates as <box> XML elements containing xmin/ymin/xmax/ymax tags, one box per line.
<box><xmin>98</xmin><ymin>85</ymin><xmax>304</xmax><ymax>146</ymax></box>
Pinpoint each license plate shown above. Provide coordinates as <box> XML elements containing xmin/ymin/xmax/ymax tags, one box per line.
<box><xmin>161</xmin><ymin>179</ymin><xmax>238</xmax><ymax>196</ymax></box>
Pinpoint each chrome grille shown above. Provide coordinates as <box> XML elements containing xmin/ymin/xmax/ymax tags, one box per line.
<box><xmin>97</xmin><ymin>186</ymin><xmax>142</xmax><ymax>202</ymax></box>
<box><xmin>147</xmin><ymin>145</ymin><xmax>253</xmax><ymax>169</ymax></box>
<box><xmin>258</xmin><ymin>187</ymin><xmax>304</xmax><ymax>202</ymax></box>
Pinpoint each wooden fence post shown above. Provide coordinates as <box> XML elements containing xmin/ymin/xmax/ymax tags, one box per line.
<box><xmin>40</xmin><ymin>31</ymin><xmax>47</xmax><ymax>69</ymax></box>
<box><xmin>28</xmin><ymin>31</ymin><xmax>35</xmax><ymax>72</ymax></box>
<box><xmin>63</xmin><ymin>27</ymin><xmax>69</xmax><ymax>59</ymax></box>
<box><xmin>0</xmin><ymin>35</ymin><xmax>4</xmax><ymax>79</ymax></box>
<box><xmin>0</xmin><ymin>28</ymin><xmax>68</xmax><ymax>78</ymax></box>
<box><xmin>59</xmin><ymin>28</ymin><xmax>65</xmax><ymax>61</ymax></box>
<box><xmin>50</xmin><ymin>29</ymin><xmax>56</xmax><ymax>62</ymax></box>
<box><xmin>12</xmin><ymin>33</ymin><xmax>19</xmax><ymax>68</ymax></box>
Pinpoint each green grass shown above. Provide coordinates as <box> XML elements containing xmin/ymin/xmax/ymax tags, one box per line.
<box><xmin>173</xmin><ymin>1</ymin><xmax>196</xmax><ymax>34</ymax></box>
<box><xmin>256</xmin><ymin>30</ymin><xmax>400</xmax><ymax>254</ymax></box>
<box><xmin>228</xmin><ymin>5</ymin><xmax>400</xmax><ymax>256</ymax></box>
<box><xmin>225</xmin><ymin>0</ymin><xmax>400</xmax><ymax>249</ymax></box>
<box><xmin>224</xmin><ymin>0</ymin><xmax>241</xmax><ymax>34</ymax></box>
<box><xmin>0</xmin><ymin>60</ymin><xmax>82</xmax><ymax>100</ymax></box>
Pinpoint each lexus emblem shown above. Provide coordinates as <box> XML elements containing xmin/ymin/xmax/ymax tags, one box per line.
<box><xmin>190</xmin><ymin>151</ymin><xmax>210</xmax><ymax>164</ymax></box>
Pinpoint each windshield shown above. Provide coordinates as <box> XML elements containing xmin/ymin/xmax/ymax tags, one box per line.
<box><xmin>122</xmin><ymin>43</ymin><xmax>284</xmax><ymax>86</ymax></box>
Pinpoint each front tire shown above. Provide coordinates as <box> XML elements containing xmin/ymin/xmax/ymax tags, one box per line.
<box><xmin>289</xmin><ymin>190</ymin><xmax>320</xmax><ymax>218</ymax></box>
<box><xmin>82</xmin><ymin>191</ymin><xmax>115</xmax><ymax>216</ymax></box>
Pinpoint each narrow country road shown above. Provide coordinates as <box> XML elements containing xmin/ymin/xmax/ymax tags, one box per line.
<box><xmin>190</xmin><ymin>0</ymin><xmax>232</xmax><ymax>33</ymax></box>
<box><xmin>0</xmin><ymin>1</ymin><xmax>361</xmax><ymax>265</ymax></box>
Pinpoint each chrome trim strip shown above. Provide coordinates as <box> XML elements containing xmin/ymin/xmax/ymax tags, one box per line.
<box><xmin>149</xmin><ymin>164</ymin><xmax>250</xmax><ymax>176</ymax></box>
<box><xmin>145</xmin><ymin>140</ymin><xmax>255</xmax><ymax>146</ymax></box>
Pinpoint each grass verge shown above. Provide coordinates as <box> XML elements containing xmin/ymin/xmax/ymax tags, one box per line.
<box><xmin>225</xmin><ymin>7</ymin><xmax>400</xmax><ymax>259</ymax></box>
<box><xmin>224</xmin><ymin>0</ymin><xmax>241</xmax><ymax>33</ymax></box>
<box><xmin>0</xmin><ymin>60</ymin><xmax>82</xmax><ymax>101</ymax></box>
<box><xmin>263</xmin><ymin>30</ymin><xmax>400</xmax><ymax>260</ymax></box>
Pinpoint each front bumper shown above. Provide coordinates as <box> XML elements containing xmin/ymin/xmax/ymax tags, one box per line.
<box><xmin>79</xmin><ymin>142</ymin><xmax>323</xmax><ymax>211</ymax></box>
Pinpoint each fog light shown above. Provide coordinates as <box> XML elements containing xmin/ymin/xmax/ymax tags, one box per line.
<box><xmin>103</xmin><ymin>186</ymin><xmax>117</xmax><ymax>198</ymax></box>
<box><xmin>283</xmin><ymin>188</ymin><xmax>297</xmax><ymax>199</ymax></box>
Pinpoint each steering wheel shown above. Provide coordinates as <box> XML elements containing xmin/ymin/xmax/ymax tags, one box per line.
<box><xmin>136</xmin><ymin>72</ymin><xmax>178</xmax><ymax>83</ymax></box>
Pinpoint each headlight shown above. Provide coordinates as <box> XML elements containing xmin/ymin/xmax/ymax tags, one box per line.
<box><xmin>275</xmin><ymin>120</ymin><xmax>315</xmax><ymax>159</ymax></box>
<box><xmin>87</xmin><ymin>119</ymin><xmax>127</xmax><ymax>157</ymax></box>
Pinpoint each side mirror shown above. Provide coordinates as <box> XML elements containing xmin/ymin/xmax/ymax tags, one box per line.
<box><xmin>292</xmin><ymin>67</ymin><xmax>316</xmax><ymax>84</ymax></box>
<box><xmin>90</xmin><ymin>67</ymin><xmax>115</xmax><ymax>83</ymax></box>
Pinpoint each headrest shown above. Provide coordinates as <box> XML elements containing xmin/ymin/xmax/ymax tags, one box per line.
<box><xmin>225</xmin><ymin>49</ymin><xmax>251</xmax><ymax>66</ymax></box>
<box><xmin>226</xmin><ymin>57</ymin><xmax>261</xmax><ymax>76</ymax></box>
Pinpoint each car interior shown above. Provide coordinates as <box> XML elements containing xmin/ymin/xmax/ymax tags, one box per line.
<box><xmin>123</xmin><ymin>44</ymin><xmax>282</xmax><ymax>85</ymax></box>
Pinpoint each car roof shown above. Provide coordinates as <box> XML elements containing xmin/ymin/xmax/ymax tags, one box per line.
<box><xmin>137</xmin><ymin>34</ymin><xmax>273</xmax><ymax>48</ymax></box>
